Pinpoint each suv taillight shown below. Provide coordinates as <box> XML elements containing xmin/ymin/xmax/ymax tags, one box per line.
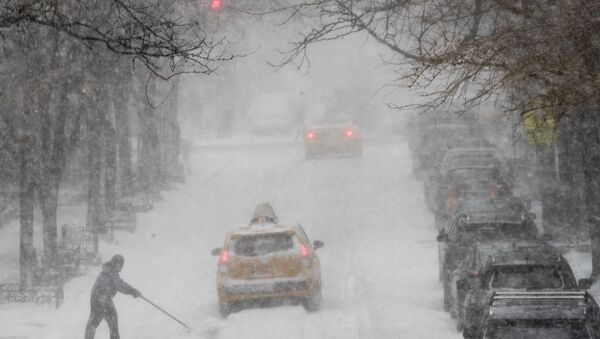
<box><xmin>300</xmin><ymin>244</ymin><xmax>309</xmax><ymax>257</ymax></box>
<box><xmin>345</xmin><ymin>130</ymin><xmax>353</xmax><ymax>137</ymax></box>
<box><xmin>306</xmin><ymin>132</ymin><xmax>315</xmax><ymax>140</ymax></box>
<box><xmin>219</xmin><ymin>250</ymin><xmax>230</xmax><ymax>264</ymax></box>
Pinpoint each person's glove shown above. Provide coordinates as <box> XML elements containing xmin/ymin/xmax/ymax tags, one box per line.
<box><xmin>132</xmin><ymin>289</ymin><xmax>141</xmax><ymax>298</ymax></box>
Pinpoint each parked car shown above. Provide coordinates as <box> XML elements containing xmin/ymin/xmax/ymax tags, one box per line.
<box><xmin>433</xmin><ymin>167</ymin><xmax>513</xmax><ymax>229</ymax></box>
<box><xmin>436</xmin><ymin>197</ymin><xmax>541</xmax><ymax>310</ymax></box>
<box><xmin>304</xmin><ymin>118</ymin><xmax>362</xmax><ymax>158</ymax></box>
<box><xmin>455</xmin><ymin>241</ymin><xmax>587</xmax><ymax>331</ymax></box>
<box><xmin>463</xmin><ymin>291</ymin><xmax>600</xmax><ymax>338</ymax></box>
<box><xmin>211</xmin><ymin>222</ymin><xmax>324</xmax><ymax>317</ymax></box>
<box><xmin>411</xmin><ymin>123</ymin><xmax>484</xmax><ymax>177</ymax></box>
<box><xmin>426</xmin><ymin>146</ymin><xmax>512</xmax><ymax>213</ymax></box>
<box><xmin>428</xmin><ymin>147</ymin><xmax>514</xmax><ymax>210</ymax></box>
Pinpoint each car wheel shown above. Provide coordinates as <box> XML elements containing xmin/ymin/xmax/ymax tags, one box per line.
<box><xmin>219</xmin><ymin>301</ymin><xmax>231</xmax><ymax>318</ymax></box>
<box><xmin>438</xmin><ymin>247</ymin><xmax>445</xmax><ymax>282</ymax></box>
<box><xmin>443</xmin><ymin>278</ymin><xmax>452</xmax><ymax>312</ymax></box>
<box><xmin>303</xmin><ymin>283</ymin><xmax>321</xmax><ymax>312</ymax></box>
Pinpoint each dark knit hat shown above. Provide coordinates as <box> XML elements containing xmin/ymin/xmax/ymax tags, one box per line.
<box><xmin>110</xmin><ymin>254</ymin><xmax>124</xmax><ymax>266</ymax></box>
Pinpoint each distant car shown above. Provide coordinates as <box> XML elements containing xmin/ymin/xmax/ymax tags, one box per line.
<box><xmin>211</xmin><ymin>222</ymin><xmax>324</xmax><ymax>317</ymax></box>
<box><xmin>434</xmin><ymin>167</ymin><xmax>513</xmax><ymax>229</ymax></box>
<box><xmin>411</xmin><ymin>123</ymin><xmax>484</xmax><ymax>176</ymax></box>
<box><xmin>463</xmin><ymin>291</ymin><xmax>600</xmax><ymax>338</ymax></box>
<box><xmin>304</xmin><ymin>119</ymin><xmax>362</xmax><ymax>158</ymax></box>
<box><xmin>426</xmin><ymin>146</ymin><xmax>512</xmax><ymax>212</ymax></box>
<box><xmin>455</xmin><ymin>241</ymin><xmax>586</xmax><ymax>331</ymax></box>
<box><xmin>436</xmin><ymin>197</ymin><xmax>541</xmax><ymax>311</ymax></box>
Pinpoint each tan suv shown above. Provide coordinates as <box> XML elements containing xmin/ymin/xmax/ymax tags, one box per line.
<box><xmin>211</xmin><ymin>223</ymin><xmax>324</xmax><ymax>317</ymax></box>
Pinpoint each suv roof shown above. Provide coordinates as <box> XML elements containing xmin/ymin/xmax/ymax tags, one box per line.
<box><xmin>488</xmin><ymin>291</ymin><xmax>592</xmax><ymax>321</ymax></box>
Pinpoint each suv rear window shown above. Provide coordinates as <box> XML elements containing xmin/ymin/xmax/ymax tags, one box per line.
<box><xmin>490</xmin><ymin>265</ymin><xmax>564</xmax><ymax>289</ymax></box>
<box><xmin>232</xmin><ymin>233</ymin><xmax>295</xmax><ymax>256</ymax></box>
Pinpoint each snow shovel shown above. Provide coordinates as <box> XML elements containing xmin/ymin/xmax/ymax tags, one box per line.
<box><xmin>140</xmin><ymin>295</ymin><xmax>192</xmax><ymax>333</ymax></box>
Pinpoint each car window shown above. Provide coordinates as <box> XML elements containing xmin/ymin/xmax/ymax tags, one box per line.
<box><xmin>232</xmin><ymin>233</ymin><xmax>297</xmax><ymax>256</ymax></box>
<box><xmin>489</xmin><ymin>265</ymin><xmax>564</xmax><ymax>289</ymax></box>
<box><xmin>458</xmin><ymin>224</ymin><xmax>536</xmax><ymax>241</ymax></box>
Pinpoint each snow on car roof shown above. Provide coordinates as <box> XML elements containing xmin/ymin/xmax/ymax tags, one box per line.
<box><xmin>231</xmin><ymin>222</ymin><xmax>297</xmax><ymax>236</ymax></box>
<box><xmin>475</xmin><ymin>241</ymin><xmax>559</xmax><ymax>265</ymax></box>
<box><xmin>489</xmin><ymin>292</ymin><xmax>589</xmax><ymax>320</ymax></box>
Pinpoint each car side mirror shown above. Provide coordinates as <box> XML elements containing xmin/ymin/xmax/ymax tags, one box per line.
<box><xmin>436</xmin><ymin>230</ymin><xmax>448</xmax><ymax>242</ymax></box>
<box><xmin>211</xmin><ymin>248</ymin><xmax>222</xmax><ymax>256</ymax></box>
<box><xmin>541</xmin><ymin>233</ymin><xmax>553</xmax><ymax>242</ymax></box>
<box><xmin>528</xmin><ymin>212</ymin><xmax>536</xmax><ymax>220</ymax></box>
<box><xmin>579</xmin><ymin>278</ymin><xmax>593</xmax><ymax>290</ymax></box>
<box><xmin>313</xmin><ymin>240</ymin><xmax>324</xmax><ymax>250</ymax></box>
<box><xmin>462</xmin><ymin>326</ymin><xmax>478</xmax><ymax>339</ymax></box>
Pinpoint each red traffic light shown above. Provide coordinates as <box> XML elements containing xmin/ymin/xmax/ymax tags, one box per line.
<box><xmin>211</xmin><ymin>0</ymin><xmax>223</xmax><ymax>10</ymax></box>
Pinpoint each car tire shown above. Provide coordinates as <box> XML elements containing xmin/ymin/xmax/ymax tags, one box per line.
<box><xmin>219</xmin><ymin>301</ymin><xmax>231</xmax><ymax>318</ymax></box>
<box><xmin>443</xmin><ymin>277</ymin><xmax>452</xmax><ymax>312</ymax></box>
<box><xmin>303</xmin><ymin>283</ymin><xmax>321</xmax><ymax>312</ymax></box>
<box><xmin>438</xmin><ymin>247</ymin><xmax>445</xmax><ymax>282</ymax></box>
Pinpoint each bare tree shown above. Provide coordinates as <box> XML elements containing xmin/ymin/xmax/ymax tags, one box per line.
<box><xmin>0</xmin><ymin>0</ymin><xmax>239</xmax><ymax>286</ymax></box>
<box><xmin>273</xmin><ymin>0</ymin><xmax>600</xmax><ymax>277</ymax></box>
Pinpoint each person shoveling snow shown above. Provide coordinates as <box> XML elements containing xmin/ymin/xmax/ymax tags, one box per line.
<box><xmin>84</xmin><ymin>254</ymin><xmax>141</xmax><ymax>339</ymax></box>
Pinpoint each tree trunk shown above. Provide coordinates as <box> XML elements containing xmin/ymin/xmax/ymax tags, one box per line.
<box><xmin>39</xmin><ymin>182</ymin><xmax>58</xmax><ymax>268</ymax></box>
<box><xmin>86</xmin><ymin>85</ymin><xmax>105</xmax><ymax>234</ymax></box>
<box><xmin>114</xmin><ymin>89</ymin><xmax>133</xmax><ymax>197</ymax></box>
<box><xmin>20</xmin><ymin>30</ymin><xmax>38</xmax><ymax>288</ymax></box>
<box><xmin>104</xmin><ymin>124</ymin><xmax>117</xmax><ymax>210</ymax></box>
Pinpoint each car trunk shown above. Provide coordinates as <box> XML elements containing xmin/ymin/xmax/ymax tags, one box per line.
<box><xmin>227</xmin><ymin>255</ymin><xmax>304</xmax><ymax>280</ymax></box>
<box><xmin>227</xmin><ymin>232</ymin><xmax>304</xmax><ymax>280</ymax></box>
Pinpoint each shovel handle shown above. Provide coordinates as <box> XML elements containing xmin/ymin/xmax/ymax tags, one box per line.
<box><xmin>140</xmin><ymin>295</ymin><xmax>191</xmax><ymax>330</ymax></box>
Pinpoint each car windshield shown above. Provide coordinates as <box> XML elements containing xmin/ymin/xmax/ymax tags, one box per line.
<box><xmin>446</xmin><ymin>152</ymin><xmax>500</xmax><ymax>169</ymax></box>
<box><xmin>233</xmin><ymin>233</ymin><xmax>295</xmax><ymax>256</ymax></box>
<box><xmin>458</xmin><ymin>224</ymin><xmax>535</xmax><ymax>241</ymax></box>
<box><xmin>449</xmin><ymin>168</ymin><xmax>496</xmax><ymax>183</ymax></box>
<box><xmin>459</xmin><ymin>199</ymin><xmax>525</xmax><ymax>216</ymax></box>
<box><xmin>490</xmin><ymin>265</ymin><xmax>564</xmax><ymax>289</ymax></box>
<box><xmin>484</xmin><ymin>321</ymin><xmax>589</xmax><ymax>338</ymax></box>
<box><xmin>422</xmin><ymin>126</ymin><xmax>480</xmax><ymax>150</ymax></box>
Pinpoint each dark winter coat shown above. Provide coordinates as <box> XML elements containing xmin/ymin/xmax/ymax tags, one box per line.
<box><xmin>90</xmin><ymin>260</ymin><xmax>137</xmax><ymax>305</ymax></box>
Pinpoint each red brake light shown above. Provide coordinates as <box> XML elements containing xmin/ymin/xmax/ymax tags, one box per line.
<box><xmin>468</xmin><ymin>271</ymin><xmax>479</xmax><ymax>278</ymax></box>
<box><xmin>300</xmin><ymin>244</ymin><xmax>309</xmax><ymax>257</ymax></box>
<box><xmin>346</xmin><ymin>130</ymin><xmax>353</xmax><ymax>137</ymax></box>
<box><xmin>306</xmin><ymin>132</ymin><xmax>315</xmax><ymax>140</ymax></box>
<box><xmin>219</xmin><ymin>250</ymin><xmax>229</xmax><ymax>264</ymax></box>
<box><xmin>211</xmin><ymin>0</ymin><xmax>222</xmax><ymax>10</ymax></box>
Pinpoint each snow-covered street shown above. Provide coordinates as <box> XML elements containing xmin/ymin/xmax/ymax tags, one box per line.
<box><xmin>1</xmin><ymin>139</ymin><xmax>464</xmax><ymax>339</ymax></box>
